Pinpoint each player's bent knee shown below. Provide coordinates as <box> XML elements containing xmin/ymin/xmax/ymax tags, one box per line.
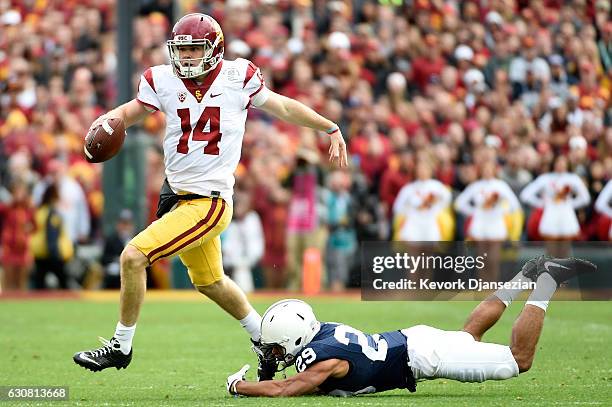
<box><xmin>514</xmin><ymin>355</ymin><xmax>533</xmax><ymax>373</ymax></box>
<box><xmin>511</xmin><ymin>347</ymin><xmax>534</xmax><ymax>373</ymax></box>
<box><xmin>120</xmin><ymin>245</ymin><xmax>149</xmax><ymax>271</ymax></box>
<box><xmin>194</xmin><ymin>275</ymin><xmax>225</xmax><ymax>296</ymax></box>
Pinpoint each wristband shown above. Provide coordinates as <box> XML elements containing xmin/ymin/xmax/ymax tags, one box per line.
<box><xmin>326</xmin><ymin>125</ymin><xmax>339</xmax><ymax>135</ymax></box>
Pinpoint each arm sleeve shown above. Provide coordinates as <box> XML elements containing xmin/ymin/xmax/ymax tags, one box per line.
<box><xmin>595</xmin><ymin>181</ymin><xmax>612</xmax><ymax>218</ymax></box>
<box><xmin>569</xmin><ymin>175</ymin><xmax>590</xmax><ymax>208</ymax></box>
<box><xmin>242</xmin><ymin>60</ymin><xmax>270</xmax><ymax>108</ymax></box>
<box><xmin>454</xmin><ymin>183</ymin><xmax>476</xmax><ymax>215</ymax></box>
<box><xmin>520</xmin><ymin>175</ymin><xmax>545</xmax><ymax>207</ymax></box>
<box><xmin>136</xmin><ymin>68</ymin><xmax>161</xmax><ymax>112</ymax></box>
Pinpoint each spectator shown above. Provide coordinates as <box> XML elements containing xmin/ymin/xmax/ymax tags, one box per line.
<box><xmin>286</xmin><ymin>147</ymin><xmax>327</xmax><ymax>290</ymax></box>
<box><xmin>548</xmin><ymin>54</ymin><xmax>570</xmax><ymax>100</ymax></box>
<box><xmin>455</xmin><ymin>160</ymin><xmax>521</xmax><ymax>241</ymax></box>
<box><xmin>222</xmin><ymin>191</ymin><xmax>265</xmax><ymax>293</ymax></box>
<box><xmin>252</xmin><ymin>158</ymin><xmax>290</xmax><ymax>289</ymax></box>
<box><xmin>520</xmin><ymin>155</ymin><xmax>591</xmax><ymax>240</ymax></box>
<box><xmin>393</xmin><ymin>160</ymin><xmax>451</xmax><ymax>241</ymax></box>
<box><xmin>500</xmin><ymin>147</ymin><xmax>533</xmax><ymax>196</ymax></box>
<box><xmin>410</xmin><ymin>33</ymin><xmax>446</xmax><ymax>92</ymax></box>
<box><xmin>509</xmin><ymin>36</ymin><xmax>550</xmax><ymax>93</ymax></box>
<box><xmin>594</xmin><ymin>180</ymin><xmax>612</xmax><ymax>241</ymax></box>
<box><xmin>32</xmin><ymin>160</ymin><xmax>90</xmax><ymax>244</ymax></box>
<box><xmin>0</xmin><ymin>180</ymin><xmax>35</xmax><ymax>291</ymax></box>
<box><xmin>324</xmin><ymin>170</ymin><xmax>356</xmax><ymax>292</ymax></box>
<box><xmin>597</xmin><ymin>22</ymin><xmax>612</xmax><ymax>74</ymax></box>
<box><xmin>30</xmin><ymin>183</ymin><xmax>73</xmax><ymax>289</ymax></box>
<box><xmin>379</xmin><ymin>147</ymin><xmax>413</xmax><ymax>217</ymax></box>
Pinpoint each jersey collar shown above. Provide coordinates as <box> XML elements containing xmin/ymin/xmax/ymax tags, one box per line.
<box><xmin>180</xmin><ymin>60</ymin><xmax>224</xmax><ymax>103</ymax></box>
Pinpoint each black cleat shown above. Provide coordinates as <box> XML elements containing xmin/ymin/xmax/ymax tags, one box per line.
<box><xmin>521</xmin><ymin>255</ymin><xmax>550</xmax><ymax>282</ymax></box>
<box><xmin>521</xmin><ymin>255</ymin><xmax>597</xmax><ymax>286</ymax></box>
<box><xmin>251</xmin><ymin>340</ymin><xmax>278</xmax><ymax>381</ymax></box>
<box><xmin>73</xmin><ymin>337</ymin><xmax>132</xmax><ymax>372</ymax></box>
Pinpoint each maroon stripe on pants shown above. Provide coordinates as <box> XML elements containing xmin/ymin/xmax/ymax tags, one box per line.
<box><xmin>147</xmin><ymin>198</ymin><xmax>218</xmax><ymax>262</ymax></box>
<box><xmin>150</xmin><ymin>200</ymin><xmax>226</xmax><ymax>263</ymax></box>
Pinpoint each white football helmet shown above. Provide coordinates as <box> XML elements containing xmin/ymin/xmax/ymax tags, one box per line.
<box><xmin>259</xmin><ymin>299</ymin><xmax>321</xmax><ymax>365</ymax></box>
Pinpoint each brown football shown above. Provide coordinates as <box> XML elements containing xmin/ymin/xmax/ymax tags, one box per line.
<box><xmin>83</xmin><ymin>117</ymin><xmax>126</xmax><ymax>163</ymax></box>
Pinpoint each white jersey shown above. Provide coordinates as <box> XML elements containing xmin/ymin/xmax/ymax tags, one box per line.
<box><xmin>136</xmin><ymin>58</ymin><xmax>270</xmax><ymax>202</ymax></box>
<box><xmin>520</xmin><ymin>172</ymin><xmax>590</xmax><ymax>237</ymax></box>
<box><xmin>393</xmin><ymin>179</ymin><xmax>451</xmax><ymax>241</ymax></box>
<box><xmin>455</xmin><ymin>179</ymin><xmax>520</xmax><ymax>240</ymax></box>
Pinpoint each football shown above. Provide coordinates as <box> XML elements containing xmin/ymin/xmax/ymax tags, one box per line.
<box><xmin>83</xmin><ymin>117</ymin><xmax>126</xmax><ymax>163</ymax></box>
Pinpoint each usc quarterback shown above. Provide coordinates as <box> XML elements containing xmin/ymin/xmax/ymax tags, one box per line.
<box><xmin>73</xmin><ymin>13</ymin><xmax>348</xmax><ymax>380</ymax></box>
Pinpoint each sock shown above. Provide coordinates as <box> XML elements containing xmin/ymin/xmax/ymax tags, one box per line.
<box><xmin>114</xmin><ymin>321</ymin><xmax>136</xmax><ymax>355</ymax></box>
<box><xmin>526</xmin><ymin>273</ymin><xmax>557</xmax><ymax>312</ymax></box>
<box><xmin>240</xmin><ymin>309</ymin><xmax>262</xmax><ymax>341</ymax></box>
<box><xmin>494</xmin><ymin>272</ymin><xmax>530</xmax><ymax>307</ymax></box>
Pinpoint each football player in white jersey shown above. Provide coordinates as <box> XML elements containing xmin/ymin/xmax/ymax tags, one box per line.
<box><xmin>74</xmin><ymin>13</ymin><xmax>348</xmax><ymax>377</ymax></box>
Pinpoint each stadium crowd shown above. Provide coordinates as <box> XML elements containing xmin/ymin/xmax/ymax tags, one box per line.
<box><xmin>0</xmin><ymin>0</ymin><xmax>610</xmax><ymax>292</ymax></box>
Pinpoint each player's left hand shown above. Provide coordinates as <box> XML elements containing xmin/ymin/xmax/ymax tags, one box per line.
<box><xmin>227</xmin><ymin>364</ymin><xmax>250</xmax><ymax>395</ymax></box>
<box><xmin>328</xmin><ymin>130</ymin><xmax>348</xmax><ymax>167</ymax></box>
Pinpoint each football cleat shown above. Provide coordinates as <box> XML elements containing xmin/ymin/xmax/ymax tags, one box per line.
<box><xmin>73</xmin><ymin>337</ymin><xmax>132</xmax><ymax>372</ymax></box>
<box><xmin>521</xmin><ymin>255</ymin><xmax>597</xmax><ymax>286</ymax></box>
<box><xmin>251</xmin><ymin>340</ymin><xmax>278</xmax><ymax>381</ymax></box>
<box><xmin>521</xmin><ymin>255</ymin><xmax>549</xmax><ymax>282</ymax></box>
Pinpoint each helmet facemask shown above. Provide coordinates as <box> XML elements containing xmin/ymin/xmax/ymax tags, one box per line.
<box><xmin>167</xmin><ymin>35</ymin><xmax>223</xmax><ymax>79</ymax></box>
<box><xmin>256</xmin><ymin>343</ymin><xmax>293</xmax><ymax>372</ymax></box>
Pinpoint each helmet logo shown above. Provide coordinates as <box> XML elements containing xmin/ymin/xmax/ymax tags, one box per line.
<box><xmin>194</xmin><ymin>89</ymin><xmax>203</xmax><ymax>102</ymax></box>
<box><xmin>177</xmin><ymin>91</ymin><xmax>187</xmax><ymax>102</ymax></box>
<box><xmin>214</xmin><ymin>22</ymin><xmax>224</xmax><ymax>42</ymax></box>
<box><xmin>175</xmin><ymin>34</ymin><xmax>192</xmax><ymax>42</ymax></box>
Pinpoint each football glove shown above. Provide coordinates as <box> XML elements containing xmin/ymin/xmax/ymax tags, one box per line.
<box><xmin>227</xmin><ymin>364</ymin><xmax>250</xmax><ymax>395</ymax></box>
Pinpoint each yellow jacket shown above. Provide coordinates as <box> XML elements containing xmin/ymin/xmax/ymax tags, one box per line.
<box><xmin>30</xmin><ymin>205</ymin><xmax>74</xmax><ymax>261</ymax></box>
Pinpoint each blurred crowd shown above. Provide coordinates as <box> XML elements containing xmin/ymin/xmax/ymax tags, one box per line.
<box><xmin>0</xmin><ymin>0</ymin><xmax>610</xmax><ymax>292</ymax></box>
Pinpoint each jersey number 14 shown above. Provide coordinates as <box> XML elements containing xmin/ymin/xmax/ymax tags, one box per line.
<box><xmin>176</xmin><ymin>107</ymin><xmax>222</xmax><ymax>155</ymax></box>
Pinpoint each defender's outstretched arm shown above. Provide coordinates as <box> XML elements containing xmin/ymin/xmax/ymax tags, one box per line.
<box><xmin>230</xmin><ymin>359</ymin><xmax>348</xmax><ymax>397</ymax></box>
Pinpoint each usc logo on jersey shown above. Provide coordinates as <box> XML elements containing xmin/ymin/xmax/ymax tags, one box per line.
<box><xmin>194</xmin><ymin>89</ymin><xmax>203</xmax><ymax>102</ymax></box>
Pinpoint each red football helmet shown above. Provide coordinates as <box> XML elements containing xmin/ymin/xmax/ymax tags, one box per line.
<box><xmin>167</xmin><ymin>13</ymin><xmax>224</xmax><ymax>79</ymax></box>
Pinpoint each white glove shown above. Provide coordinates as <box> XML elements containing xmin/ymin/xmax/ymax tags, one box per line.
<box><xmin>226</xmin><ymin>364</ymin><xmax>250</xmax><ymax>395</ymax></box>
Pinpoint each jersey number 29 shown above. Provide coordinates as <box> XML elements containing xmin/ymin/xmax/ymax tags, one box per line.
<box><xmin>176</xmin><ymin>107</ymin><xmax>222</xmax><ymax>155</ymax></box>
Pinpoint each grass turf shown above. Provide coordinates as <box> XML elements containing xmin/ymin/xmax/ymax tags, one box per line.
<box><xmin>0</xmin><ymin>297</ymin><xmax>610</xmax><ymax>406</ymax></box>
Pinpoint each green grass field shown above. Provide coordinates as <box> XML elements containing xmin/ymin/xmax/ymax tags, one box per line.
<box><xmin>0</xmin><ymin>297</ymin><xmax>610</xmax><ymax>406</ymax></box>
